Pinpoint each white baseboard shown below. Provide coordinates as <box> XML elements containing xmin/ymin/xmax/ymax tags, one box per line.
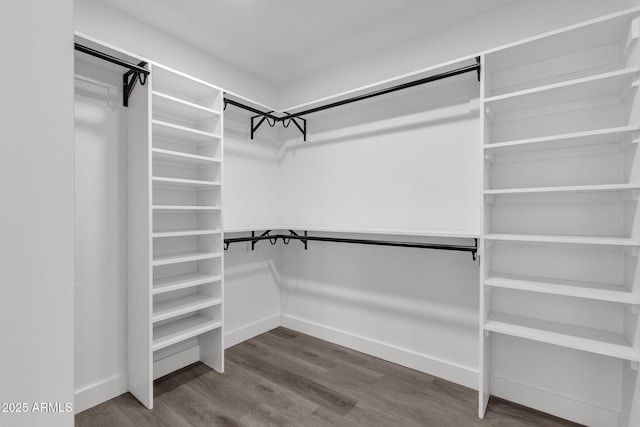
<box><xmin>225</xmin><ymin>313</ymin><xmax>281</xmax><ymax>349</ymax></box>
<box><xmin>153</xmin><ymin>345</ymin><xmax>200</xmax><ymax>380</ymax></box>
<box><xmin>75</xmin><ymin>374</ymin><xmax>128</xmax><ymax>414</ymax></box>
<box><xmin>490</xmin><ymin>375</ymin><xmax>619</xmax><ymax>427</ymax></box>
<box><xmin>281</xmin><ymin>314</ymin><xmax>478</xmax><ymax>390</ymax></box>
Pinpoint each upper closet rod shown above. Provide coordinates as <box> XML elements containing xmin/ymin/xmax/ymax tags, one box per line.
<box><xmin>74</xmin><ymin>43</ymin><xmax>150</xmax><ymax>107</ymax></box>
<box><xmin>224</xmin><ymin>57</ymin><xmax>481</xmax><ymax>141</ymax></box>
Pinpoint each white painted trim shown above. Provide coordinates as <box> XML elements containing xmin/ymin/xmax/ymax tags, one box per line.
<box><xmin>281</xmin><ymin>314</ymin><xmax>478</xmax><ymax>389</ymax></box>
<box><xmin>153</xmin><ymin>345</ymin><xmax>200</xmax><ymax>380</ymax></box>
<box><xmin>74</xmin><ymin>374</ymin><xmax>128</xmax><ymax>414</ymax></box>
<box><xmin>490</xmin><ymin>375</ymin><xmax>619</xmax><ymax>427</ymax></box>
<box><xmin>224</xmin><ymin>226</ymin><xmax>479</xmax><ymax>239</ymax></box>
<box><xmin>224</xmin><ymin>313</ymin><xmax>281</xmax><ymax>349</ymax></box>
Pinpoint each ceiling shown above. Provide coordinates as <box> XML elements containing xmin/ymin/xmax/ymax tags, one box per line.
<box><xmin>97</xmin><ymin>0</ymin><xmax>518</xmax><ymax>87</ymax></box>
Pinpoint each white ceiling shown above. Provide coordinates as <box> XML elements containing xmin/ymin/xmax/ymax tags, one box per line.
<box><xmin>97</xmin><ymin>0</ymin><xmax>517</xmax><ymax>86</ymax></box>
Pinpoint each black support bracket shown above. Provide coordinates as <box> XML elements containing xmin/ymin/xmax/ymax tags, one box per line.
<box><xmin>123</xmin><ymin>61</ymin><xmax>148</xmax><ymax>107</ymax></box>
<box><xmin>476</xmin><ymin>57</ymin><xmax>481</xmax><ymax>82</ymax></box>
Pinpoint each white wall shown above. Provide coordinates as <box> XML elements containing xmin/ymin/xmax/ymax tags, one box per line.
<box><xmin>73</xmin><ymin>60</ymin><xmax>129</xmax><ymax>412</ymax></box>
<box><xmin>74</xmin><ymin>0</ymin><xmax>278</xmax><ymax>107</ymax></box>
<box><xmin>223</xmin><ymin>108</ymin><xmax>283</xmax><ymax>346</ymax></box>
<box><xmin>278</xmin><ymin>0</ymin><xmax>627</xmax><ymax>108</ymax></box>
<box><xmin>277</xmin><ymin>71</ymin><xmax>480</xmax><ymax>234</ymax></box>
<box><xmin>0</xmin><ymin>1</ymin><xmax>75</xmax><ymax>426</ymax></box>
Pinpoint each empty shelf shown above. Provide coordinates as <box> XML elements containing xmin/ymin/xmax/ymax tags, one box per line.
<box><xmin>152</xmin><ymin>176</ymin><xmax>221</xmax><ymax>189</ymax></box>
<box><xmin>152</xmin><ymin>251</ymin><xmax>221</xmax><ymax>266</ymax></box>
<box><xmin>484</xmin><ymin>183</ymin><xmax>640</xmax><ymax>195</ymax></box>
<box><xmin>152</xmin><ymin>229</ymin><xmax>221</xmax><ymax>238</ymax></box>
<box><xmin>485</xmin><ymin>274</ymin><xmax>639</xmax><ymax>304</ymax></box>
<box><xmin>485</xmin><ymin>67</ymin><xmax>639</xmax><ymax>115</ymax></box>
<box><xmin>485</xmin><ymin>312</ymin><xmax>639</xmax><ymax>361</ymax></box>
<box><xmin>153</xmin><ymin>315</ymin><xmax>221</xmax><ymax>351</ymax></box>
<box><xmin>153</xmin><ymin>205</ymin><xmax>221</xmax><ymax>212</ymax></box>
<box><xmin>152</xmin><ymin>148</ymin><xmax>220</xmax><ymax>166</ymax></box>
<box><xmin>153</xmin><ymin>91</ymin><xmax>220</xmax><ymax>122</ymax></box>
<box><xmin>153</xmin><ymin>272</ymin><xmax>222</xmax><ymax>295</ymax></box>
<box><xmin>484</xmin><ymin>125</ymin><xmax>640</xmax><ymax>154</ymax></box>
<box><xmin>153</xmin><ymin>294</ymin><xmax>222</xmax><ymax>323</ymax></box>
<box><xmin>152</xmin><ymin>64</ymin><xmax>221</xmax><ymax>106</ymax></box>
<box><xmin>484</xmin><ymin>234</ymin><xmax>639</xmax><ymax>246</ymax></box>
<box><xmin>152</xmin><ymin>119</ymin><xmax>221</xmax><ymax>143</ymax></box>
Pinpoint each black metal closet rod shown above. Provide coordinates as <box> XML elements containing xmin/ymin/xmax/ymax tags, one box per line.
<box><xmin>282</xmin><ymin>60</ymin><xmax>481</xmax><ymax>120</ymax></box>
<box><xmin>223</xmin><ymin>57</ymin><xmax>480</xmax><ymax>139</ymax></box>
<box><xmin>74</xmin><ymin>43</ymin><xmax>149</xmax><ymax>76</ymax></box>
<box><xmin>224</xmin><ymin>231</ymin><xmax>478</xmax><ymax>260</ymax></box>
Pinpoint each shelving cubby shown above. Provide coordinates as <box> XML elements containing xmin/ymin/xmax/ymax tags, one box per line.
<box><xmin>479</xmin><ymin>9</ymin><xmax>640</xmax><ymax>425</ymax></box>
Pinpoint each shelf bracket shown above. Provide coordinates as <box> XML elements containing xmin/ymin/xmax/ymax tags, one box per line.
<box><xmin>472</xmin><ymin>239</ymin><xmax>478</xmax><ymax>261</ymax></box>
<box><xmin>476</xmin><ymin>57</ymin><xmax>481</xmax><ymax>81</ymax></box>
<box><xmin>289</xmin><ymin>230</ymin><xmax>308</xmax><ymax>250</ymax></box>
<box><xmin>251</xmin><ymin>230</ymin><xmax>272</xmax><ymax>251</ymax></box>
<box><xmin>123</xmin><ymin>61</ymin><xmax>148</xmax><ymax>107</ymax></box>
<box><xmin>250</xmin><ymin>112</ymin><xmax>275</xmax><ymax>140</ymax></box>
<box><xmin>282</xmin><ymin>116</ymin><xmax>307</xmax><ymax>141</ymax></box>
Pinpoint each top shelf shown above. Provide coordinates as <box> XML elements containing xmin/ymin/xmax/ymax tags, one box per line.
<box><xmin>485</xmin><ymin>67</ymin><xmax>639</xmax><ymax>116</ymax></box>
<box><xmin>486</xmin><ymin>10</ymin><xmax>638</xmax><ymax>74</ymax></box>
<box><xmin>151</xmin><ymin>63</ymin><xmax>221</xmax><ymax>107</ymax></box>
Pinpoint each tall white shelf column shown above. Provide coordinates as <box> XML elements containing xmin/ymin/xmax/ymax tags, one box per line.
<box><xmin>479</xmin><ymin>9</ymin><xmax>640</xmax><ymax>425</ymax></box>
<box><xmin>128</xmin><ymin>62</ymin><xmax>225</xmax><ymax>409</ymax></box>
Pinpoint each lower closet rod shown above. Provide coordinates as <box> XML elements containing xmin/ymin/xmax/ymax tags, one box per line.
<box><xmin>224</xmin><ymin>232</ymin><xmax>478</xmax><ymax>260</ymax></box>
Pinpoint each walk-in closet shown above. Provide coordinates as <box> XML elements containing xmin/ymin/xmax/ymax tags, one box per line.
<box><xmin>3</xmin><ymin>1</ymin><xmax>640</xmax><ymax>426</ymax></box>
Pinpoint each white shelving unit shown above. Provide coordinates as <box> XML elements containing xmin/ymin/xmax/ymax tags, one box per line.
<box><xmin>480</xmin><ymin>9</ymin><xmax>640</xmax><ymax>425</ymax></box>
<box><xmin>128</xmin><ymin>61</ymin><xmax>225</xmax><ymax>409</ymax></box>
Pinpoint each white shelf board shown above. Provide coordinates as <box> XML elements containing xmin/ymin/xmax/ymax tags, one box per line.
<box><xmin>152</xmin><ymin>229</ymin><xmax>221</xmax><ymax>238</ymax></box>
<box><xmin>152</xmin><ymin>251</ymin><xmax>221</xmax><ymax>266</ymax></box>
<box><xmin>484</xmin><ymin>233</ymin><xmax>639</xmax><ymax>246</ymax></box>
<box><xmin>152</xmin><ymin>120</ymin><xmax>221</xmax><ymax>143</ymax></box>
<box><xmin>152</xmin><ymin>62</ymin><xmax>221</xmax><ymax>103</ymax></box>
<box><xmin>152</xmin><ymin>176</ymin><xmax>221</xmax><ymax>189</ymax></box>
<box><xmin>152</xmin><ymin>315</ymin><xmax>221</xmax><ymax>352</ymax></box>
<box><xmin>485</xmin><ymin>312</ymin><xmax>639</xmax><ymax>362</ymax></box>
<box><xmin>485</xmin><ymin>67</ymin><xmax>639</xmax><ymax>115</ymax></box>
<box><xmin>485</xmin><ymin>183</ymin><xmax>640</xmax><ymax>195</ymax></box>
<box><xmin>223</xmin><ymin>226</ymin><xmax>478</xmax><ymax>239</ymax></box>
<box><xmin>152</xmin><ymin>91</ymin><xmax>220</xmax><ymax>122</ymax></box>
<box><xmin>485</xmin><ymin>125</ymin><xmax>640</xmax><ymax>154</ymax></box>
<box><xmin>484</xmin><ymin>9</ymin><xmax>638</xmax><ymax>73</ymax></box>
<box><xmin>153</xmin><ymin>273</ymin><xmax>222</xmax><ymax>295</ymax></box>
<box><xmin>485</xmin><ymin>273</ymin><xmax>639</xmax><ymax>304</ymax></box>
<box><xmin>153</xmin><ymin>205</ymin><xmax>221</xmax><ymax>212</ymax></box>
<box><xmin>153</xmin><ymin>294</ymin><xmax>222</xmax><ymax>323</ymax></box>
<box><xmin>152</xmin><ymin>148</ymin><xmax>220</xmax><ymax>166</ymax></box>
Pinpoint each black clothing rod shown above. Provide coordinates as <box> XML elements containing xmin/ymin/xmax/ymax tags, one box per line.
<box><xmin>281</xmin><ymin>61</ymin><xmax>481</xmax><ymax>120</ymax></box>
<box><xmin>74</xmin><ymin>43</ymin><xmax>150</xmax><ymax>76</ymax></box>
<box><xmin>224</xmin><ymin>232</ymin><xmax>477</xmax><ymax>259</ymax></box>
<box><xmin>223</xmin><ymin>59</ymin><xmax>480</xmax><ymax>122</ymax></box>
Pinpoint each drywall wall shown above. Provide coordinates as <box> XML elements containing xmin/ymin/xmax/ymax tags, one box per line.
<box><xmin>73</xmin><ymin>60</ymin><xmax>129</xmax><ymax>413</ymax></box>
<box><xmin>278</xmin><ymin>0</ymin><xmax>627</xmax><ymax>108</ymax></box>
<box><xmin>0</xmin><ymin>1</ymin><xmax>75</xmax><ymax>426</ymax></box>
<box><xmin>223</xmin><ymin>108</ymin><xmax>283</xmax><ymax>346</ymax></box>
<box><xmin>74</xmin><ymin>0</ymin><xmax>277</xmax><ymax>107</ymax></box>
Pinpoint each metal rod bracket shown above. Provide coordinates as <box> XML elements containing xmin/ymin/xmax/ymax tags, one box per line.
<box><xmin>123</xmin><ymin>61</ymin><xmax>148</xmax><ymax>107</ymax></box>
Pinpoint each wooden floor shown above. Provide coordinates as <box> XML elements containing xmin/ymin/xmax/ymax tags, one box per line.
<box><xmin>76</xmin><ymin>327</ymin><xmax>581</xmax><ymax>427</ymax></box>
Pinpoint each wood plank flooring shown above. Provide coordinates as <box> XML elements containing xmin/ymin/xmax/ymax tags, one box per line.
<box><xmin>76</xmin><ymin>327</ymin><xmax>581</xmax><ymax>427</ymax></box>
